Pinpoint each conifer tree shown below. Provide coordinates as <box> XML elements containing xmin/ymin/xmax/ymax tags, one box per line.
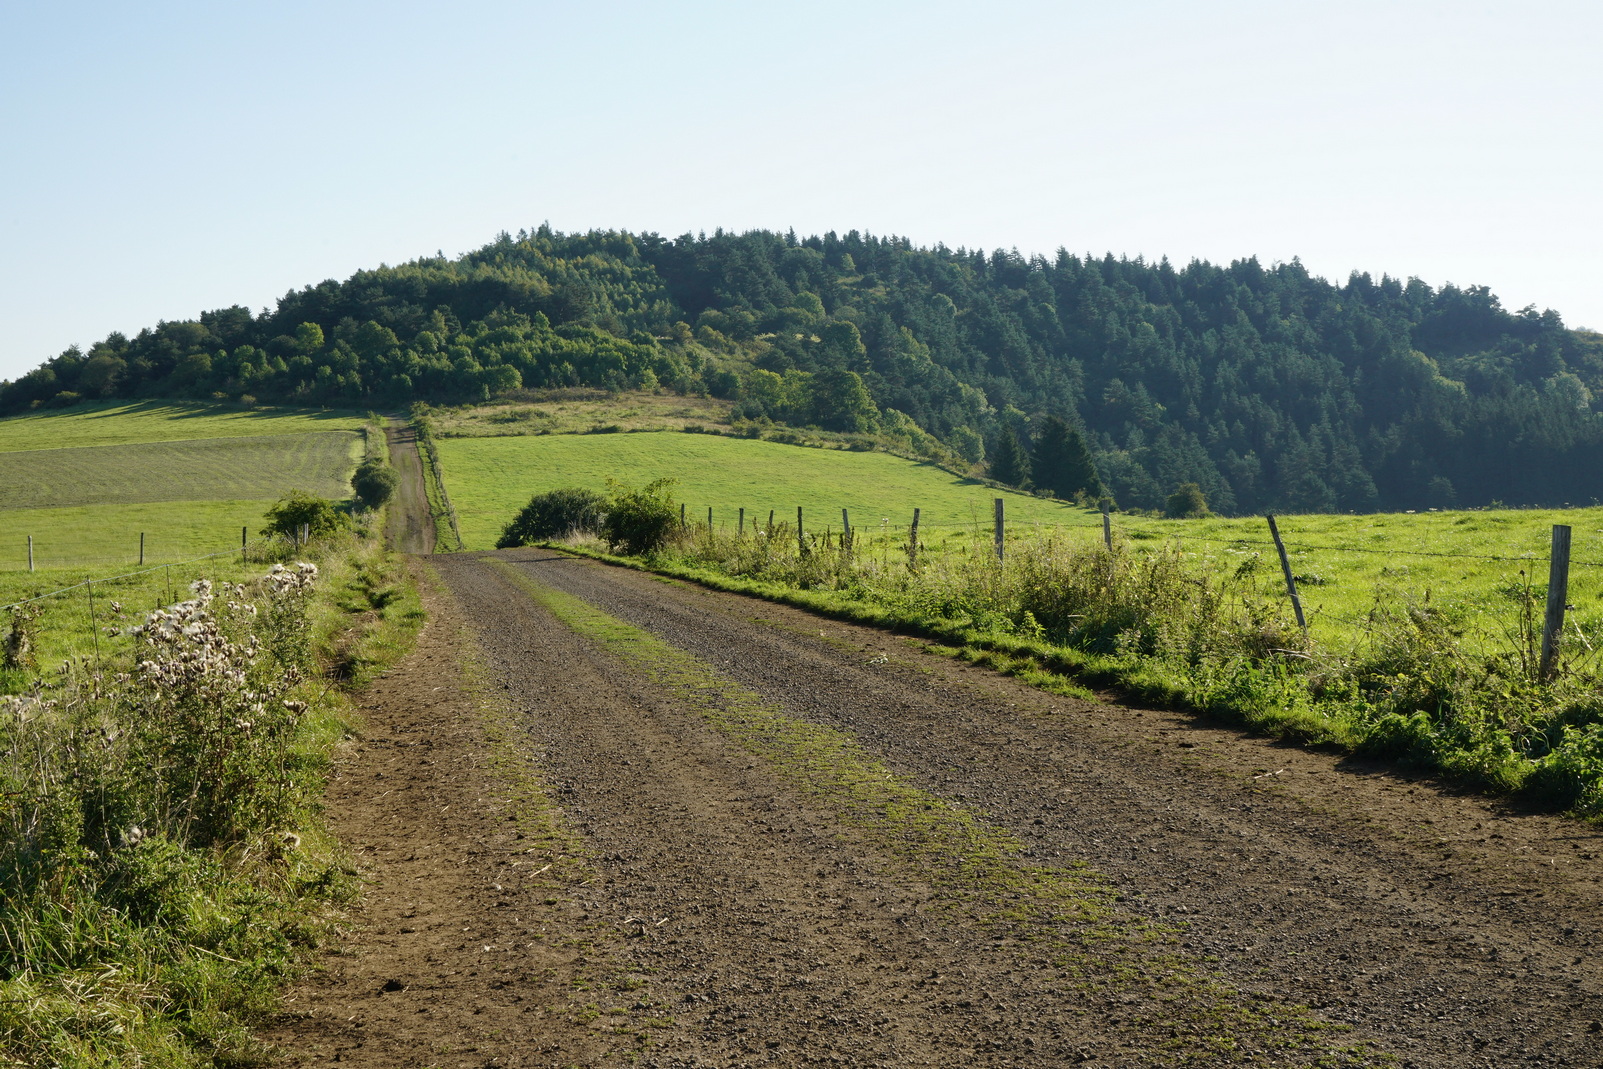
<box><xmin>1031</xmin><ymin>416</ymin><xmax>1103</xmax><ymax>500</ymax></box>
<box><xmin>990</xmin><ymin>427</ymin><xmax>1031</xmax><ymax>489</ymax></box>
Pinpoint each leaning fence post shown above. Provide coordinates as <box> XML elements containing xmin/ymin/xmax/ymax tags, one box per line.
<box><xmin>1266</xmin><ymin>514</ymin><xmax>1308</xmax><ymax>637</ymax></box>
<box><xmin>1540</xmin><ymin>523</ymin><xmax>1573</xmax><ymax>681</ymax></box>
<box><xmin>1102</xmin><ymin>505</ymin><xmax>1113</xmax><ymax>551</ymax></box>
<box><xmin>908</xmin><ymin>507</ymin><xmax>921</xmax><ymax>570</ymax></box>
<box><xmin>993</xmin><ymin>498</ymin><xmax>1005</xmax><ymax>562</ymax></box>
<box><xmin>86</xmin><ymin>579</ymin><xmax>101</xmax><ymax>668</ymax></box>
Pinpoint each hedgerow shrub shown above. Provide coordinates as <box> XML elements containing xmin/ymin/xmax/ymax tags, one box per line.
<box><xmin>602</xmin><ymin>478</ymin><xmax>680</xmax><ymax>556</ymax></box>
<box><xmin>352</xmin><ymin>456</ymin><xmax>398</xmax><ymax>510</ymax></box>
<box><xmin>497</xmin><ymin>487</ymin><xmax>607</xmax><ymax>548</ymax></box>
<box><xmin>264</xmin><ymin>490</ymin><xmax>348</xmax><ymax>539</ymax></box>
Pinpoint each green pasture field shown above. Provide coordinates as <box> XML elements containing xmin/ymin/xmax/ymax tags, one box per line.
<box><xmin>0</xmin><ymin>500</ymin><xmax>283</xmax><ymax>570</ymax></box>
<box><xmin>435</xmin><ymin>429</ymin><xmax>1086</xmax><ymax>550</ymax></box>
<box><xmin>0</xmin><ymin>400</ymin><xmax>365</xmax><ymax>452</ymax></box>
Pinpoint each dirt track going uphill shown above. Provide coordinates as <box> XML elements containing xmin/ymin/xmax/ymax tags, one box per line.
<box><xmin>267</xmin><ymin>547</ymin><xmax>1603</xmax><ymax>1068</ymax></box>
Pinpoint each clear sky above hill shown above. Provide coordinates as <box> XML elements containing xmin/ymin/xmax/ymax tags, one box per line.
<box><xmin>2</xmin><ymin>0</ymin><xmax>1599</xmax><ymax>381</ymax></box>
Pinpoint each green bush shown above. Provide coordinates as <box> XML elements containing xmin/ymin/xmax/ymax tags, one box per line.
<box><xmin>602</xmin><ymin>478</ymin><xmax>680</xmax><ymax>556</ymax></box>
<box><xmin>351</xmin><ymin>457</ymin><xmax>398</xmax><ymax>510</ymax></box>
<box><xmin>496</xmin><ymin>487</ymin><xmax>607</xmax><ymax>548</ymax></box>
<box><xmin>1165</xmin><ymin>482</ymin><xmax>1209</xmax><ymax>518</ymax></box>
<box><xmin>263</xmin><ymin>491</ymin><xmax>348</xmax><ymax>540</ymax></box>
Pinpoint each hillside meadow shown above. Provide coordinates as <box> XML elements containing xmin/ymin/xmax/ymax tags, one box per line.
<box><xmin>435</xmin><ymin>429</ymin><xmax>1092</xmax><ymax>551</ymax></box>
<box><xmin>437</xmin><ymin>426</ymin><xmax>1603</xmax><ymax>654</ymax></box>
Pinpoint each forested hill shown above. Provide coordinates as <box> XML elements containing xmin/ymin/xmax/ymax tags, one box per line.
<box><xmin>7</xmin><ymin>227</ymin><xmax>1603</xmax><ymax>514</ymax></box>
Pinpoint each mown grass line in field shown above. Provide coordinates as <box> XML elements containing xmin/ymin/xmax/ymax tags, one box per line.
<box><xmin>485</xmin><ymin>556</ymin><xmax>1378</xmax><ymax>1066</ymax></box>
<box><xmin>0</xmin><ymin>400</ymin><xmax>366</xmax><ymax>452</ymax></box>
<box><xmin>0</xmin><ymin>431</ymin><xmax>362</xmax><ymax>511</ymax></box>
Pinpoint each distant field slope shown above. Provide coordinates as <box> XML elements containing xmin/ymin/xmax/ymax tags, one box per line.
<box><xmin>0</xmin><ymin>432</ymin><xmax>360</xmax><ymax>511</ymax></box>
<box><xmin>0</xmin><ymin>401</ymin><xmax>367</xmax><ymax>570</ymax></box>
<box><xmin>437</xmin><ymin>431</ymin><xmax>1097</xmax><ymax>550</ymax></box>
<box><xmin>0</xmin><ymin>400</ymin><xmax>364</xmax><ymax>452</ymax></box>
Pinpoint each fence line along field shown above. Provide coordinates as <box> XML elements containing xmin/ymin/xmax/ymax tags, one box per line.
<box><xmin>0</xmin><ymin>401</ymin><xmax>369</xmax><ymax>572</ymax></box>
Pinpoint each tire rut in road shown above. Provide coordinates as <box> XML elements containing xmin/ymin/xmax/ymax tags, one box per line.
<box><xmin>468</xmin><ymin>547</ymin><xmax>1603</xmax><ymax>1068</ymax></box>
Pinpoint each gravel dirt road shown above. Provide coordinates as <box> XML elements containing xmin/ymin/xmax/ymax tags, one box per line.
<box><xmin>268</xmin><ymin>547</ymin><xmax>1603</xmax><ymax>1068</ymax></box>
<box><xmin>383</xmin><ymin>423</ymin><xmax>435</xmax><ymax>555</ymax></box>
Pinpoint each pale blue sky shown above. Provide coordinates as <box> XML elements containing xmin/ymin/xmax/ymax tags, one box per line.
<box><xmin>3</xmin><ymin>0</ymin><xmax>1599</xmax><ymax>381</ymax></box>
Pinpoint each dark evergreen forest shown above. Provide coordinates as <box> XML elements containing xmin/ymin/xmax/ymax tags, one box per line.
<box><xmin>7</xmin><ymin>226</ymin><xmax>1603</xmax><ymax>514</ymax></box>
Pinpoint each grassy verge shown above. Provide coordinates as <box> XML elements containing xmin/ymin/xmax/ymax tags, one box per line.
<box><xmin>487</xmin><ymin>557</ymin><xmax>1376</xmax><ymax>1066</ymax></box>
<box><xmin>0</xmin><ymin>523</ymin><xmax>424</xmax><ymax>1067</ymax></box>
<box><xmin>542</xmin><ymin>529</ymin><xmax>1603</xmax><ymax>819</ymax></box>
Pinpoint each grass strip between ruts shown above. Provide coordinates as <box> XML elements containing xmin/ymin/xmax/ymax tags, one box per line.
<box><xmin>484</xmin><ymin>556</ymin><xmax>1383</xmax><ymax>1067</ymax></box>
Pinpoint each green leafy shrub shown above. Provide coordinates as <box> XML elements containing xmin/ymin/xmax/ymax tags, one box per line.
<box><xmin>351</xmin><ymin>457</ymin><xmax>398</xmax><ymax>510</ymax></box>
<box><xmin>497</xmin><ymin>487</ymin><xmax>608</xmax><ymax>548</ymax></box>
<box><xmin>263</xmin><ymin>491</ymin><xmax>348</xmax><ymax>539</ymax></box>
<box><xmin>602</xmin><ymin>478</ymin><xmax>680</xmax><ymax>556</ymax></box>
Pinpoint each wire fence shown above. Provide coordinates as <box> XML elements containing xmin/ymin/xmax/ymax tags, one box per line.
<box><xmin>683</xmin><ymin>504</ymin><xmax>1603</xmax><ymax>570</ymax></box>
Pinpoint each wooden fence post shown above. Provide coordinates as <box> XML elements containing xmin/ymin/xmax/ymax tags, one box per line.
<box><xmin>993</xmin><ymin>498</ymin><xmax>1005</xmax><ymax>562</ymax></box>
<box><xmin>1266</xmin><ymin>514</ymin><xmax>1308</xmax><ymax>637</ymax></box>
<box><xmin>841</xmin><ymin>508</ymin><xmax>851</xmax><ymax>553</ymax></box>
<box><xmin>908</xmin><ymin>507</ymin><xmax>921</xmax><ymax>570</ymax></box>
<box><xmin>797</xmin><ymin>506</ymin><xmax>806</xmax><ymax>555</ymax></box>
<box><xmin>739</xmin><ymin>507</ymin><xmax>745</xmax><ymax>536</ymax></box>
<box><xmin>139</xmin><ymin>532</ymin><xmax>145</xmax><ymax>566</ymax></box>
<box><xmin>27</xmin><ymin>535</ymin><xmax>33</xmax><ymax>572</ymax></box>
<box><xmin>86</xmin><ymin>579</ymin><xmax>101</xmax><ymax>667</ymax></box>
<box><xmin>241</xmin><ymin>525</ymin><xmax>248</xmax><ymax>562</ymax></box>
<box><xmin>767</xmin><ymin>509</ymin><xmax>775</xmax><ymax>535</ymax></box>
<box><xmin>680</xmin><ymin>503</ymin><xmax>686</xmax><ymax>529</ymax></box>
<box><xmin>1102</xmin><ymin>505</ymin><xmax>1113</xmax><ymax>551</ymax></box>
<box><xmin>1540</xmin><ymin>523</ymin><xmax>1573</xmax><ymax>681</ymax></box>
<box><xmin>707</xmin><ymin>506</ymin><xmax>713</xmax><ymax>532</ymax></box>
